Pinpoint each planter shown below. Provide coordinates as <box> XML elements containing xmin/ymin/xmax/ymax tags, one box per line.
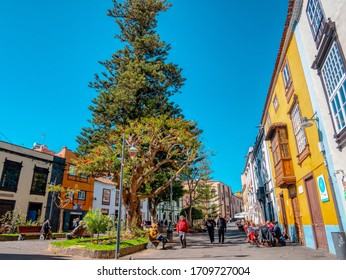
<box><xmin>0</xmin><ymin>235</ymin><xmax>18</xmax><ymax>241</ymax></box>
<box><xmin>18</xmin><ymin>226</ymin><xmax>42</xmax><ymax>234</ymax></box>
<box><xmin>48</xmin><ymin>242</ymin><xmax>148</xmax><ymax>259</ymax></box>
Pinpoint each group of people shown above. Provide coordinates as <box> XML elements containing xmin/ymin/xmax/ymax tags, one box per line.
<box><xmin>148</xmin><ymin>214</ymin><xmax>287</xmax><ymax>249</ymax></box>
<box><xmin>238</xmin><ymin>219</ymin><xmax>286</xmax><ymax>246</ymax></box>
<box><xmin>147</xmin><ymin>215</ymin><xmax>189</xmax><ymax>249</ymax></box>
<box><xmin>204</xmin><ymin>214</ymin><xmax>227</xmax><ymax>244</ymax></box>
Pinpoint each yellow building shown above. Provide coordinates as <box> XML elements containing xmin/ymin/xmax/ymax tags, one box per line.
<box><xmin>261</xmin><ymin>3</ymin><xmax>338</xmax><ymax>253</ymax></box>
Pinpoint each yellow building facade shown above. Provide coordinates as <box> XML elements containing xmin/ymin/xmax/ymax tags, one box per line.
<box><xmin>262</xmin><ymin>31</ymin><xmax>338</xmax><ymax>253</ymax></box>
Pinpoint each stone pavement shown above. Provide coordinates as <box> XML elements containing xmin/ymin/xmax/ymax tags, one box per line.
<box><xmin>0</xmin><ymin>222</ymin><xmax>337</xmax><ymax>260</ymax></box>
<box><xmin>0</xmin><ymin>238</ymin><xmax>86</xmax><ymax>260</ymax></box>
<box><xmin>120</xmin><ymin>222</ymin><xmax>337</xmax><ymax>260</ymax></box>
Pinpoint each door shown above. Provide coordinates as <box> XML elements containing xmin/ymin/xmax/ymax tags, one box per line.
<box><xmin>279</xmin><ymin>193</ymin><xmax>289</xmax><ymax>237</ymax></box>
<box><xmin>305</xmin><ymin>176</ymin><xmax>328</xmax><ymax>250</ymax></box>
<box><xmin>0</xmin><ymin>199</ymin><xmax>15</xmax><ymax>217</ymax></box>
<box><xmin>289</xmin><ymin>186</ymin><xmax>304</xmax><ymax>244</ymax></box>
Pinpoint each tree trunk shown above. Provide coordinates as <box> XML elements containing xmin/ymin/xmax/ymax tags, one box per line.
<box><xmin>59</xmin><ymin>208</ymin><xmax>64</xmax><ymax>233</ymax></box>
<box><xmin>124</xmin><ymin>193</ymin><xmax>141</xmax><ymax>232</ymax></box>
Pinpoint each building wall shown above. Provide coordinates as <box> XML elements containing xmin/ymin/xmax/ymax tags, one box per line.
<box><xmin>56</xmin><ymin>147</ymin><xmax>94</xmax><ymax>231</ymax></box>
<box><xmin>263</xmin><ymin>29</ymin><xmax>338</xmax><ymax>253</ymax></box>
<box><xmin>0</xmin><ymin>141</ymin><xmax>54</xmax><ymax>222</ymax></box>
<box><xmin>93</xmin><ymin>178</ymin><xmax>119</xmax><ymax>218</ymax></box>
<box><xmin>295</xmin><ymin>0</ymin><xmax>346</xmax><ymax>234</ymax></box>
<box><xmin>182</xmin><ymin>180</ymin><xmax>232</xmax><ymax>220</ymax></box>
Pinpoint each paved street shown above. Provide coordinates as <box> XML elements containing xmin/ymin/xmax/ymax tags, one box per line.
<box><xmin>0</xmin><ymin>223</ymin><xmax>336</xmax><ymax>260</ymax></box>
<box><xmin>0</xmin><ymin>238</ymin><xmax>83</xmax><ymax>260</ymax></box>
<box><xmin>121</xmin><ymin>222</ymin><xmax>337</xmax><ymax>260</ymax></box>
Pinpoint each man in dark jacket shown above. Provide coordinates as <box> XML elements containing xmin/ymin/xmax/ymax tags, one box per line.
<box><xmin>216</xmin><ymin>214</ymin><xmax>227</xmax><ymax>244</ymax></box>
<box><xmin>205</xmin><ymin>216</ymin><xmax>216</xmax><ymax>243</ymax></box>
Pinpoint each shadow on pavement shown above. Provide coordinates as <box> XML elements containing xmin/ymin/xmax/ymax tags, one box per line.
<box><xmin>0</xmin><ymin>253</ymin><xmax>73</xmax><ymax>260</ymax></box>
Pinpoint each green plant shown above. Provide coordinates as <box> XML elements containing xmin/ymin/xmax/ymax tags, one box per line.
<box><xmin>50</xmin><ymin>236</ymin><xmax>148</xmax><ymax>250</ymax></box>
<box><xmin>83</xmin><ymin>209</ymin><xmax>112</xmax><ymax>243</ymax></box>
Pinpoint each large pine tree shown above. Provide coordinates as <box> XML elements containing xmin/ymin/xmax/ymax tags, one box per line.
<box><xmin>76</xmin><ymin>0</ymin><xmax>185</xmax><ymax>154</ymax></box>
<box><xmin>74</xmin><ymin>0</ymin><xmax>204</xmax><ymax>232</ymax></box>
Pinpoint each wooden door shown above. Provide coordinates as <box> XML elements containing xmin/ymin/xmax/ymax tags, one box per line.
<box><xmin>289</xmin><ymin>186</ymin><xmax>304</xmax><ymax>244</ymax></box>
<box><xmin>305</xmin><ymin>176</ymin><xmax>328</xmax><ymax>250</ymax></box>
<box><xmin>279</xmin><ymin>193</ymin><xmax>289</xmax><ymax>237</ymax></box>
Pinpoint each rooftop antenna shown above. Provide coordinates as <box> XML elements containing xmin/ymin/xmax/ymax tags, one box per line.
<box><xmin>42</xmin><ymin>134</ymin><xmax>45</xmax><ymax>145</ymax></box>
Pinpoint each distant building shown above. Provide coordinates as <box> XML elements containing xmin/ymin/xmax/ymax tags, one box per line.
<box><xmin>182</xmin><ymin>180</ymin><xmax>233</xmax><ymax>220</ymax></box>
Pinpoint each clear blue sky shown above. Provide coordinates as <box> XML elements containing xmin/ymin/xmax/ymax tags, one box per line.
<box><xmin>0</xmin><ymin>0</ymin><xmax>288</xmax><ymax>193</ymax></box>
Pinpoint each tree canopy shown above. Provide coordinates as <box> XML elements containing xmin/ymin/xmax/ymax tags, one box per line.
<box><xmin>74</xmin><ymin>115</ymin><xmax>202</xmax><ymax>230</ymax></box>
<box><xmin>76</xmin><ymin>0</ymin><xmax>185</xmax><ymax>155</ymax></box>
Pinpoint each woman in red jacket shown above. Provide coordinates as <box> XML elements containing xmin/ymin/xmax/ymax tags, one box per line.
<box><xmin>176</xmin><ymin>215</ymin><xmax>189</xmax><ymax>248</ymax></box>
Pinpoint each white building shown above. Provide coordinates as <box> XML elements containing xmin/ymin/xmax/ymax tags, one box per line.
<box><xmin>92</xmin><ymin>177</ymin><xmax>124</xmax><ymax>220</ymax></box>
<box><xmin>294</xmin><ymin>0</ymin><xmax>346</xmax><ymax>230</ymax></box>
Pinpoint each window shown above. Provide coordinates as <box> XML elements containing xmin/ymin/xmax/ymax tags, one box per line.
<box><xmin>101</xmin><ymin>209</ymin><xmax>109</xmax><ymax>215</ymax></box>
<box><xmin>306</xmin><ymin>0</ymin><xmax>326</xmax><ymax>47</ymax></box>
<box><xmin>77</xmin><ymin>191</ymin><xmax>86</xmax><ymax>200</ymax></box>
<box><xmin>115</xmin><ymin>189</ymin><xmax>120</xmax><ymax>207</ymax></box>
<box><xmin>311</xmin><ymin>15</ymin><xmax>346</xmax><ymax>149</ymax></box>
<box><xmin>102</xmin><ymin>188</ymin><xmax>111</xmax><ymax>205</ymax></box>
<box><xmin>0</xmin><ymin>159</ymin><xmax>22</xmax><ymax>192</ymax></box>
<box><xmin>68</xmin><ymin>164</ymin><xmax>76</xmax><ymax>175</ymax></box>
<box><xmin>267</xmin><ymin>115</ymin><xmax>271</xmax><ymax>127</ymax></box>
<box><xmin>321</xmin><ymin>42</ymin><xmax>346</xmax><ymax>132</ymax></box>
<box><xmin>270</xmin><ymin>127</ymin><xmax>290</xmax><ymax>166</ymax></box>
<box><xmin>265</xmin><ymin>124</ymin><xmax>296</xmax><ymax>188</ymax></box>
<box><xmin>67</xmin><ymin>163</ymin><xmax>88</xmax><ymax>182</ymax></box>
<box><xmin>291</xmin><ymin>104</ymin><xmax>308</xmax><ymax>154</ymax></box>
<box><xmin>282</xmin><ymin>61</ymin><xmax>294</xmax><ymax>101</ymax></box>
<box><xmin>273</xmin><ymin>96</ymin><xmax>279</xmax><ymax>111</ymax></box>
<box><xmin>30</xmin><ymin>166</ymin><xmax>49</xmax><ymax>195</ymax></box>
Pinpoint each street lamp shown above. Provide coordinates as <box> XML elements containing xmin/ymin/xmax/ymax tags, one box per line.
<box><xmin>169</xmin><ymin>175</ymin><xmax>180</xmax><ymax>223</ymax></box>
<box><xmin>170</xmin><ymin>178</ymin><xmax>173</xmax><ymax>223</ymax></box>
<box><xmin>115</xmin><ymin>135</ymin><xmax>138</xmax><ymax>259</ymax></box>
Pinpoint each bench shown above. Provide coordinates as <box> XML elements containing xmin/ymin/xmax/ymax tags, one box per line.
<box><xmin>147</xmin><ymin>239</ymin><xmax>161</xmax><ymax>249</ymax></box>
<box><xmin>0</xmin><ymin>225</ymin><xmax>11</xmax><ymax>234</ymax></box>
<box><xmin>66</xmin><ymin>226</ymin><xmax>90</xmax><ymax>239</ymax></box>
<box><xmin>18</xmin><ymin>226</ymin><xmax>44</xmax><ymax>241</ymax></box>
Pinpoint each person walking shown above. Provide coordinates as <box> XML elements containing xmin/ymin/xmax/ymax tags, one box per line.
<box><xmin>205</xmin><ymin>216</ymin><xmax>216</xmax><ymax>243</ymax></box>
<box><xmin>216</xmin><ymin>214</ymin><xmax>227</xmax><ymax>244</ymax></box>
<box><xmin>176</xmin><ymin>215</ymin><xmax>189</xmax><ymax>248</ymax></box>
<box><xmin>41</xmin><ymin>219</ymin><xmax>53</xmax><ymax>240</ymax></box>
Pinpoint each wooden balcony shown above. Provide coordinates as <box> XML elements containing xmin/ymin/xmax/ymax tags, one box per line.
<box><xmin>274</xmin><ymin>158</ymin><xmax>296</xmax><ymax>188</ymax></box>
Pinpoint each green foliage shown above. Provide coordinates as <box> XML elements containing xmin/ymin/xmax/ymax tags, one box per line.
<box><xmin>180</xmin><ymin>207</ymin><xmax>204</xmax><ymax>220</ymax></box>
<box><xmin>50</xmin><ymin>236</ymin><xmax>148</xmax><ymax>250</ymax></box>
<box><xmin>75</xmin><ymin>115</ymin><xmax>201</xmax><ymax>232</ymax></box>
<box><xmin>195</xmin><ymin>183</ymin><xmax>220</xmax><ymax>218</ymax></box>
<box><xmin>0</xmin><ymin>208</ymin><xmax>25</xmax><ymax>227</ymax></box>
<box><xmin>73</xmin><ymin>0</ymin><xmax>206</xmax><ymax>235</ymax></box>
<box><xmin>83</xmin><ymin>209</ymin><xmax>112</xmax><ymax>243</ymax></box>
<box><xmin>76</xmin><ymin>0</ymin><xmax>185</xmax><ymax>155</ymax></box>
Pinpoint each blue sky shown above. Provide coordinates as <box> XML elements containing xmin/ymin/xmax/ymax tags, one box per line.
<box><xmin>0</xmin><ymin>0</ymin><xmax>288</xmax><ymax>193</ymax></box>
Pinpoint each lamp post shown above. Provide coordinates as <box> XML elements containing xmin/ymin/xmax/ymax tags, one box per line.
<box><xmin>115</xmin><ymin>135</ymin><xmax>138</xmax><ymax>259</ymax></box>
<box><xmin>170</xmin><ymin>179</ymin><xmax>173</xmax><ymax>222</ymax></box>
<box><xmin>48</xmin><ymin>178</ymin><xmax>57</xmax><ymax>221</ymax></box>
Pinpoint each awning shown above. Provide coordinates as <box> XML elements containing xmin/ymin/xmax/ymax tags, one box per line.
<box><xmin>234</xmin><ymin>212</ymin><xmax>250</xmax><ymax>219</ymax></box>
<box><xmin>265</xmin><ymin>122</ymin><xmax>287</xmax><ymax>140</ymax></box>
